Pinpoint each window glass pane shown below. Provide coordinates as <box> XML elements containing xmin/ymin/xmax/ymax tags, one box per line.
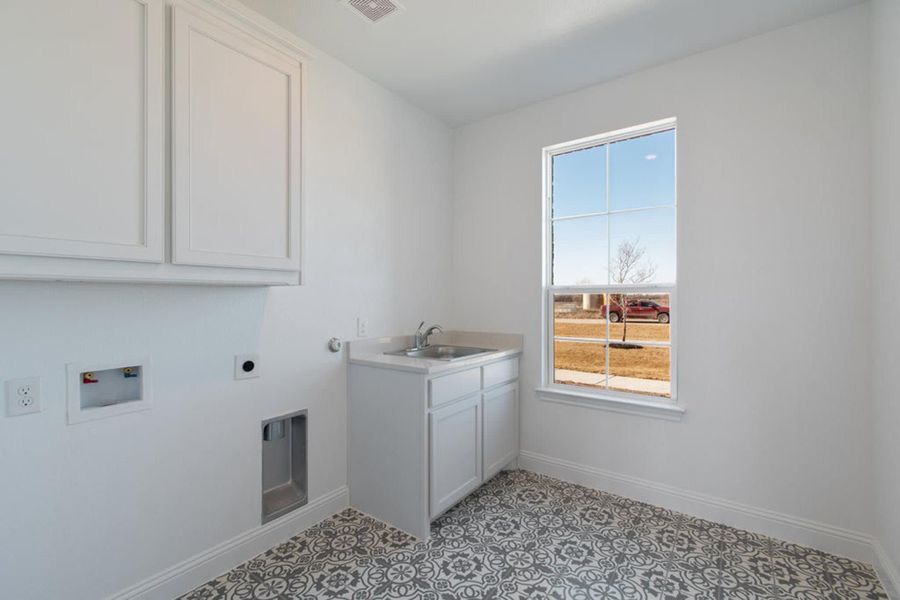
<box><xmin>609</xmin><ymin>129</ymin><xmax>675</xmax><ymax>211</ymax></box>
<box><xmin>553</xmin><ymin>294</ymin><xmax>605</xmax><ymax>340</ymax></box>
<box><xmin>604</xmin><ymin>293</ymin><xmax>670</xmax><ymax>343</ymax></box>
<box><xmin>552</xmin><ymin>215</ymin><xmax>608</xmax><ymax>285</ymax></box>
<box><xmin>554</xmin><ymin>341</ymin><xmax>606</xmax><ymax>388</ymax></box>
<box><xmin>607</xmin><ymin>344</ymin><xmax>671</xmax><ymax>398</ymax></box>
<box><xmin>552</xmin><ymin>145</ymin><xmax>607</xmax><ymax>218</ymax></box>
<box><xmin>608</xmin><ymin>207</ymin><xmax>675</xmax><ymax>285</ymax></box>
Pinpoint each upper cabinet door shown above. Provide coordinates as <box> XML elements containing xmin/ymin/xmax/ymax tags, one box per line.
<box><xmin>171</xmin><ymin>4</ymin><xmax>302</xmax><ymax>271</ymax></box>
<box><xmin>0</xmin><ymin>0</ymin><xmax>164</xmax><ymax>263</ymax></box>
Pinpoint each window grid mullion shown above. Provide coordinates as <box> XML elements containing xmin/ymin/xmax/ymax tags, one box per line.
<box><xmin>553</xmin><ymin>336</ymin><xmax>671</xmax><ymax>348</ymax></box>
<box><xmin>604</xmin><ymin>142</ymin><xmax>611</xmax><ymax>389</ymax></box>
<box><xmin>550</xmin><ymin>202</ymin><xmax>677</xmax><ymax>223</ymax></box>
<box><xmin>550</xmin><ymin>285</ymin><xmax>676</xmax><ymax>294</ymax></box>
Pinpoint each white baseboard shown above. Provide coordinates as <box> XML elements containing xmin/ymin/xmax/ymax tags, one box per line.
<box><xmin>104</xmin><ymin>458</ymin><xmax>900</xmax><ymax>600</ymax></box>
<box><xmin>873</xmin><ymin>540</ymin><xmax>900</xmax><ymax>600</ymax></box>
<box><xmin>518</xmin><ymin>450</ymin><xmax>878</xmax><ymax>565</ymax></box>
<box><xmin>106</xmin><ymin>486</ymin><xmax>349</xmax><ymax>600</ymax></box>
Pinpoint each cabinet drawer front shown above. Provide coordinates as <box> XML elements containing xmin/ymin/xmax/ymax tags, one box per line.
<box><xmin>429</xmin><ymin>367</ymin><xmax>481</xmax><ymax>409</ymax></box>
<box><xmin>482</xmin><ymin>358</ymin><xmax>518</xmax><ymax>389</ymax></box>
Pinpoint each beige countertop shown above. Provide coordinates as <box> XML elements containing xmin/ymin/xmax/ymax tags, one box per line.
<box><xmin>348</xmin><ymin>331</ymin><xmax>523</xmax><ymax>375</ymax></box>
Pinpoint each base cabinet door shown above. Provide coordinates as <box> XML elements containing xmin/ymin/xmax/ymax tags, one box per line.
<box><xmin>482</xmin><ymin>382</ymin><xmax>518</xmax><ymax>480</ymax></box>
<box><xmin>429</xmin><ymin>394</ymin><xmax>482</xmax><ymax>518</ymax></box>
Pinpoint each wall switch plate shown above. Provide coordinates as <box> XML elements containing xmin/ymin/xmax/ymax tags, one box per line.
<box><xmin>235</xmin><ymin>354</ymin><xmax>260</xmax><ymax>380</ymax></box>
<box><xmin>6</xmin><ymin>377</ymin><xmax>41</xmax><ymax>417</ymax></box>
<box><xmin>357</xmin><ymin>317</ymin><xmax>369</xmax><ymax>338</ymax></box>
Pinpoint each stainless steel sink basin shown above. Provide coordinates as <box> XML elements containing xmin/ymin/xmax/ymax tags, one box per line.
<box><xmin>386</xmin><ymin>345</ymin><xmax>496</xmax><ymax>361</ymax></box>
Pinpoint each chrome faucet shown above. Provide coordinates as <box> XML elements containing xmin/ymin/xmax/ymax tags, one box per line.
<box><xmin>414</xmin><ymin>321</ymin><xmax>444</xmax><ymax>349</ymax></box>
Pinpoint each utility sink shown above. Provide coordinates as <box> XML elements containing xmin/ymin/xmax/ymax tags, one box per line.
<box><xmin>386</xmin><ymin>345</ymin><xmax>496</xmax><ymax>361</ymax></box>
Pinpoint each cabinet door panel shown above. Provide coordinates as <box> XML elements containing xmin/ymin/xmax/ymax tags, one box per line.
<box><xmin>172</xmin><ymin>4</ymin><xmax>301</xmax><ymax>271</ymax></box>
<box><xmin>0</xmin><ymin>0</ymin><xmax>164</xmax><ymax>262</ymax></box>
<box><xmin>429</xmin><ymin>394</ymin><xmax>482</xmax><ymax>518</ymax></box>
<box><xmin>483</xmin><ymin>382</ymin><xmax>518</xmax><ymax>480</ymax></box>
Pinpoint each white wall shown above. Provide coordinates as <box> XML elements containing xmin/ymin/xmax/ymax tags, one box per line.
<box><xmin>2</xmin><ymin>1</ymin><xmax>892</xmax><ymax>597</ymax></box>
<box><xmin>451</xmin><ymin>4</ymin><xmax>874</xmax><ymax>540</ymax></box>
<box><xmin>0</xmin><ymin>10</ymin><xmax>452</xmax><ymax>600</ymax></box>
<box><xmin>871</xmin><ymin>0</ymin><xmax>900</xmax><ymax>589</ymax></box>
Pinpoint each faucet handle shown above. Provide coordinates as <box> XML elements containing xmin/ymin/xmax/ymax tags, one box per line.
<box><xmin>416</xmin><ymin>321</ymin><xmax>425</xmax><ymax>333</ymax></box>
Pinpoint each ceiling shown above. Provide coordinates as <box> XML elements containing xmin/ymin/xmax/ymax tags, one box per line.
<box><xmin>238</xmin><ymin>0</ymin><xmax>864</xmax><ymax>126</ymax></box>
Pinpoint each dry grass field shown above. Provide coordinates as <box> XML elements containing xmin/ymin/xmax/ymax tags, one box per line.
<box><xmin>554</xmin><ymin>318</ymin><xmax>670</xmax><ymax>381</ymax></box>
<box><xmin>553</xmin><ymin>320</ymin><xmax>670</xmax><ymax>342</ymax></box>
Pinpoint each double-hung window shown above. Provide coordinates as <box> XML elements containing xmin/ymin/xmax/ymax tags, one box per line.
<box><xmin>543</xmin><ymin>119</ymin><xmax>677</xmax><ymax>406</ymax></box>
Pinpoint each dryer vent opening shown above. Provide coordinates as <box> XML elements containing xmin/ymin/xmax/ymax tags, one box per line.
<box><xmin>262</xmin><ymin>410</ymin><xmax>308</xmax><ymax>523</ymax></box>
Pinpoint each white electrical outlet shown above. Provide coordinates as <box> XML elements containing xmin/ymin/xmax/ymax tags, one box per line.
<box><xmin>234</xmin><ymin>354</ymin><xmax>260</xmax><ymax>380</ymax></box>
<box><xmin>6</xmin><ymin>377</ymin><xmax>41</xmax><ymax>417</ymax></box>
<box><xmin>357</xmin><ymin>317</ymin><xmax>369</xmax><ymax>338</ymax></box>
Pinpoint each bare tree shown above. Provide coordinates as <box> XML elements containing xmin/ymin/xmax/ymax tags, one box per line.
<box><xmin>609</xmin><ymin>238</ymin><xmax>656</xmax><ymax>342</ymax></box>
<box><xmin>611</xmin><ymin>238</ymin><xmax>656</xmax><ymax>285</ymax></box>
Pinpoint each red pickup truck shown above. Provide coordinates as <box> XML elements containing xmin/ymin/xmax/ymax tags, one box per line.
<box><xmin>601</xmin><ymin>299</ymin><xmax>670</xmax><ymax>323</ymax></box>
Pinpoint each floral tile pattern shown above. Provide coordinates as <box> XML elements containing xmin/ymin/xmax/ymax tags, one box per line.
<box><xmin>181</xmin><ymin>470</ymin><xmax>887</xmax><ymax>600</ymax></box>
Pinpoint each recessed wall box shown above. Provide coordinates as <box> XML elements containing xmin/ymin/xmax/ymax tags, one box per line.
<box><xmin>262</xmin><ymin>409</ymin><xmax>307</xmax><ymax>523</ymax></box>
<box><xmin>66</xmin><ymin>358</ymin><xmax>151</xmax><ymax>425</ymax></box>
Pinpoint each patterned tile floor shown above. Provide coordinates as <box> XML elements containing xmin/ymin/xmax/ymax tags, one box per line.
<box><xmin>182</xmin><ymin>470</ymin><xmax>888</xmax><ymax>599</ymax></box>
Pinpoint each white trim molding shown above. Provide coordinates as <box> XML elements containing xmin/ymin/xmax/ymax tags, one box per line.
<box><xmin>873</xmin><ymin>540</ymin><xmax>900</xmax><ymax>600</ymax></box>
<box><xmin>518</xmin><ymin>450</ymin><xmax>884</xmax><ymax>568</ymax></box>
<box><xmin>184</xmin><ymin>0</ymin><xmax>318</xmax><ymax>59</ymax></box>
<box><xmin>536</xmin><ymin>386</ymin><xmax>684</xmax><ymax>421</ymax></box>
<box><xmin>106</xmin><ymin>485</ymin><xmax>348</xmax><ymax>600</ymax></box>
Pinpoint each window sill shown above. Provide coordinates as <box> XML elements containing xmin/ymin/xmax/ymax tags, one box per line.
<box><xmin>535</xmin><ymin>386</ymin><xmax>685</xmax><ymax>422</ymax></box>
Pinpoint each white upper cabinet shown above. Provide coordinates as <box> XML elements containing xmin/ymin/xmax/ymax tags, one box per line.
<box><xmin>171</xmin><ymin>4</ymin><xmax>302</xmax><ymax>271</ymax></box>
<box><xmin>0</xmin><ymin>0</ymin><xmax>164</xmax><ymax>263</ymax></box>
<box><xmin>0</xmin><ymin>0</ymin><xmax>305</xmax><ymax>285</ymax></box>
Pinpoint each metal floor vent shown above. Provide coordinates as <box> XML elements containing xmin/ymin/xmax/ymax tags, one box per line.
<box><xmin>342</xmin><ymin>0</ymin><xmax>405</xmax><ymax>24</ymax></box>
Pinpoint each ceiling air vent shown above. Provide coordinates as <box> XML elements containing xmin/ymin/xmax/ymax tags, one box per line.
<box><xmin>341</xmin><ymin>0</ymin><xmax>405</xmax><ymax>24</ymax></box>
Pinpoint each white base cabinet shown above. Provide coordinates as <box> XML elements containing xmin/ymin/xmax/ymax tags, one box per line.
<box><xmin>349</xmin><ymin>355</ymin><xmax>520</xmax><ymax>539</ymax></box>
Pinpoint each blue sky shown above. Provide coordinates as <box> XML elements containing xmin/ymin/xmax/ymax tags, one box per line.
<box><xmin>552</xmin><ymin>129</ymin><xmax>676</xmax><ymax>285</ymax></box>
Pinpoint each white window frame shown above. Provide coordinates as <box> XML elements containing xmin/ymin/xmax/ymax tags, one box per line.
<box><xmin>538</xmin><ymin>118</ymin><xmax>683</xmax><ymax>421</ymax></box>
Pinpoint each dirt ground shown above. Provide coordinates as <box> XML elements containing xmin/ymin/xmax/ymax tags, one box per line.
<box><xmin>554</xmin><ymin>320</ymin><xmax>670</xmax><ymax>342</ymax></box>
<box><xmin>554</xmin><ymin>318</ymin><xmax>670</xmax><ymax>381</ymax></box>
